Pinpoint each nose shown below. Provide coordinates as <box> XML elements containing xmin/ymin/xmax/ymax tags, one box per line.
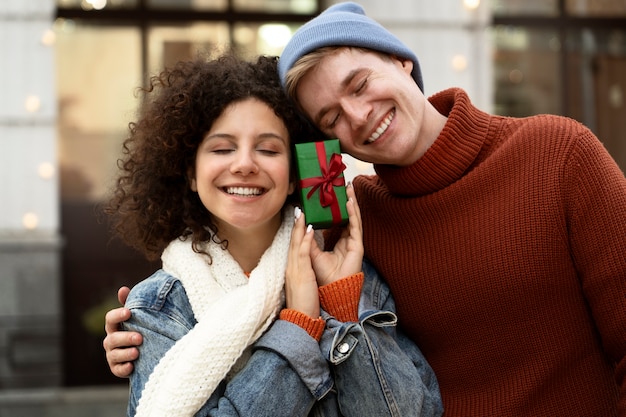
<box><xmin>341</xmin><ymin>97</ymin><xmax>371</xmax><ymax>129</ymax></box>
<box><xmin>230</xmin><ymin>149</ymin><xmax>259</xmax><ymax>175</ymax></box>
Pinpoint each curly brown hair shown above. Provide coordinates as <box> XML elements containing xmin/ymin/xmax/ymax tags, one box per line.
<box><xmin>105</xmin><ymin>54</ymin><xmax>318</xmax><ymax>261</ymax></box>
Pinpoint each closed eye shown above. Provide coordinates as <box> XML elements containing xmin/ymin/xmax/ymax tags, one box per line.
<box><xmin>326</xmin><ymin>112</ymin><xmax>341</xmax><ymax>130</ymax></box>
<box><xmin>355</xmin><ymin>77</ymin><xmax>368</xmax><ymax>94</ymax></box>
<box><xmin>212</xmin><ymin>149</ymin><xmax>234</xmax><ymax>154</ymax></box>
<box><xmin>258</xmin><ymin>149</ymin><xmax>279</xmax><ymax>155</ymax></box>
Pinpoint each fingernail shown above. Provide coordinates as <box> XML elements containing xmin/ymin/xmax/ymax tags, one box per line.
<box><xmin>306</xmin><ymin>224</ymin><xmax>313</xmax><ymax>233</ymax></box>
<box><xmin>294</xmin><ymin>206</ymin><xmax>301</xmax><ymax>221</ymax></box>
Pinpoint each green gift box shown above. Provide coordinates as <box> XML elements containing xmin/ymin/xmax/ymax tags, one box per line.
<box><xmin>295</xmin><ymin>139</ymin><xmax>349</xmax><ymax>229</ymax></box>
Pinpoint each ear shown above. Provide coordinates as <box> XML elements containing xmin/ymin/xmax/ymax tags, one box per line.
<box><xmin>188</xmin><ymin>167</ymin><xmax>198</xmax><ymax>192</ymax></box>
<box><xmin>288</xmin><ymin>179</ymin><xmax>296</xmax><ymax>196</ymax></box>
<box><xmin>399</xmin><ymin>57</ymin><xmax>413</xmax><ymax>75</ymax></box>
<box><xmin>288</xmin><ymin>153</ymin><xmax>297</xmax><ymax>195</ymax></box>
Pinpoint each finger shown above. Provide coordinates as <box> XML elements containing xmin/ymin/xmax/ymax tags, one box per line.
<box><xmin>106</xmin><ymin>345</ymin><xmax>140</xmax><ymax>378</ymax></box>
<box><xmin>299</xmin><ymin>223</ymin><xmax>315</xmax><ymax>262</ymax></box>
<box><xmin>104</xmin><ymin>307</ymin><xmax>131</xmax><ymax>335</ymax></box>
<box><xmin>288</xmin><ymin>207</ymin><xmax>306</xmax><ymax>263</ymax></box>
<box><xmin>117</xmin><ymin>286</ymin><xmax>130</xmax><ymax>305</ymax></box>
<box><xmin>110</xmin><ymin>361</ymin><xmax>135</xmax><ymax>378</ymax></box>
<box><xmin>289</xmin><ymin>222</ymin><xmax>320</xmax><ymax>316</ymax></box>
<box><xmin>345</xmin><ymin>185</ymin><xmax>363</xmax><ymax>252</ymax></box>
<box><xmin>291</xmin><ymin>206</ymin><xmax>306</xmax><ymax>243</ymax></box>
<box><xmin>346</xmin><ymin>182</ymin><xmax>362</xmax><ymax>233</ymax></box>
<box><xmin>292</xmin><ymin>205</ymin><xmax>314</xmax><ymax>266</ymax></box>
<box><xmin>309</xmin><ymin>230</ymin><xmax>324</xmax><ymax>260</ymax></box>
<box><xmin>292</xmin><ymin>210</ymin><xmax>314</xmax><ymax>272</ymax></box>
<box><xmin>103</xmin><ymin>330</ymin><xmax>143</xmax><ymax>352</ymax></box>
<box><xmin>107</xmin><ymin>344</ymin><xmax>140</xmax><ymax>365</ymax></box>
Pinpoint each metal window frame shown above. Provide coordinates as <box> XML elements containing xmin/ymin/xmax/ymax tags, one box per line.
<box><xmin>493</xmin><ymin>0</ymin><xmax>626</xmax><ymax>115</ymax></box>
<box><xmin>55</xmin><ymin>0</ymin><xmax>321</xmax><ymax>85</ymax></box>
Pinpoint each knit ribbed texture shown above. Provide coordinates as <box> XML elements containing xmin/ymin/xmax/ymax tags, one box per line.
<box><xmin>134</xmin><ymin>209</ymin><xmax>293</xmax><ymax>417</ymax></box>
<box><xmin>279</xmin><ymin>308</ymin><xmax>326</xmax><ymax>341</ymax></box>
<box><xmin>277</xmin><ymin>1</ymin><xmax>423</xmax><ymax>91</ymax></box>
<box><xmin>279</xmin><ymin>272</ymin><xmax>363</xmax><ymax>339</ymax></box>
<box><xmin>318</xmin><ymin>272</ymin><xmax>364</xmax><ymax>322</ymax></box>
<box><xmin>353</xmin><ymin>88</ymin><xmax>626</xmax><ymax>416</ymax></box>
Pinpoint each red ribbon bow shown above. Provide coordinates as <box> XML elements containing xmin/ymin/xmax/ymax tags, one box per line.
<box><xmin>300</xmin><ymin>142</ymin><xmax>346</xmax><ymax>222</ymax></box>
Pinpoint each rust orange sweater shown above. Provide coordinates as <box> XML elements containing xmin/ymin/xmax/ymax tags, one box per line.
<box><xmin>351</xmin><ymin>88</ymin><xmax>626</xmax><ymax>416</ymax></box>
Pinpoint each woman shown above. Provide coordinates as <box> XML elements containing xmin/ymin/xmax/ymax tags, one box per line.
<box><xmin>104</xmin><ymin>53</ymin><xmax>442</xmax><ymax>417</ymax></box>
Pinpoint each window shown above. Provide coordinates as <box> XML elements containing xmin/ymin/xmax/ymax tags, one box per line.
<box><xmin>55</xmin><ymin>0</ymin><xmax>319</xmax><ymax>202</ymax></box>
<box><xmin>55</xmin><ymin>0</ymin><xmax>319</xmax><ymax>387</ymax></box>
<box><xmin>492</xmin><ymin>1</ymin><xmax>626</xmax><ymax>170</ymax></box>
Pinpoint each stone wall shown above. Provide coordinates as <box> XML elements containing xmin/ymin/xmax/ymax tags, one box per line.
<box><xmin>0</xmin><ymin>0</ymin><xmax>62</xmax><ymax>391</ymax></box>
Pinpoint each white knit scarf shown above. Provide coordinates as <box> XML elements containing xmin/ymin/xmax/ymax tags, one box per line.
<box><xmin>134</xmin><ymin>208</ymin><xmax>293</xmax><ymax>417</ymax></box>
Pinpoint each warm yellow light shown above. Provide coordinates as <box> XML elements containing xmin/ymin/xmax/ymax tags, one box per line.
<box><xmin>464</xmin><ymin>0</ymin><xmax>480</xmax><ymax>10</ymax></box>
<box><xmin>91</xmin><ymin>0</ymin><xmax>107</xmax><ymax>10</ymax></box>
<box><xmin>38</xmin><ymin>162</ymin><xmax>55</xmax><ymax>180</ymax></box>
<box><xmin>259</xmin><ymin>24</ymin><xmax>292</xmax><ymax>49</ymax></box>
<box><xmin>452</xmin><ymin>54</ymin><xmax>468</xmax><ymax>72</ymax></box>
<box><xmin>23</xmin><ymin>212</ymin><xmax>39</xmax><ymax>230</ymax></box>
<box><xmin>234</xmin><ymin>26</ymin><xmax>254</xmax><ymax>45</ymax></box>
<box><xmin>25</xmin><ymin>95</ymin><xmax>41</xmax><ymax>113</ymax></box>
<box><xmin>41</xmin><ymin>29</ymin><xmax>56</xmax><ymax>46</ymax></box>
<box><xmin>608</xmin><ymin>84</ymin><xmax>623</xmax><ymax>109</ymax></box>
<box><xmin>83</xmin><ymin>0</ymin><xmax>107</xmax><ymax>10</ymax></box>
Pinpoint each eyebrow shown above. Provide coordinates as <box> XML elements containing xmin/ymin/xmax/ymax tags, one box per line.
<box><xmin>313</xmin><ymin>68</ymin><xmax>365</xmax><ymax>126</ymax></box>
<box><xmin>203</xmin><ymin>132</ymin><xmax>287</xmax><ymax>142</ymax></box>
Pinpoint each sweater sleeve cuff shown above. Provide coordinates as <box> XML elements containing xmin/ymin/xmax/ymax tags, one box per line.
<box><xmin>279</xmin><ymin>308</ymin><xmax>326</xmax><ymax>341</ymax></box>
<box><xmin>318</xmin><ymin>272</ymin><xmax>364</xmax><ymax>322</ymax></box>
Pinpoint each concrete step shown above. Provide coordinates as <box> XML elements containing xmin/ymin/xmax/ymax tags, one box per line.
<box><xmin>0</xmin><ymin>385</ymin><xmax>127</xmax><ymax>417</ymax></box>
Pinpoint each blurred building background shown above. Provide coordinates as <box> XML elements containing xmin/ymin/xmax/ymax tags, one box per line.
<box><xmin>0</xmin><ymin>0</ymin><xmax>624</xmax><ymax>414</ymax></box>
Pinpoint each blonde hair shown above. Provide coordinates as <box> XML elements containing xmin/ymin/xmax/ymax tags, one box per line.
<box><xmin>284</xmin><ymin>46</ymin><xmax>393</xmax><ymax>104</ymax></box>
<box><xmin>285</xmin><ymin>46</ymin><xmax>343</xmax><ymax>102</ymax></box>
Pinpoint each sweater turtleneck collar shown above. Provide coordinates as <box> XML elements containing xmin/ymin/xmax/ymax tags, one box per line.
<box><xmin>374</xmin><ymin>88</ymin><xmax>492</xmax><ymax>197</ymax></box>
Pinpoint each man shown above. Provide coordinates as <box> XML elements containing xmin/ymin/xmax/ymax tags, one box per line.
<box><xmin>105</xmin><ymin>2</ymin><xmax>626</xmax><ymax>415</ymax></box>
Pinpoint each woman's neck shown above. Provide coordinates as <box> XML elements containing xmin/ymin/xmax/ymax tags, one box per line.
<box><xmin>216</xmin><ymin>216</ymin><xmax>283</xmax><ymax>273</ymax></box>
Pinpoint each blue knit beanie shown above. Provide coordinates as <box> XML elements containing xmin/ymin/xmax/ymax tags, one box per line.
<box><xmin>278</xmin><ymin>1</ymin><xmax>423</xmax><ymax>92</ymax></box>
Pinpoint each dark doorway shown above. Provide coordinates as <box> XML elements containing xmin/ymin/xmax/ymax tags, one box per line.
<box><xmin>61</xmin><ymin>201</ymin><xmax>159</xmax><ymax>386</ymax></box>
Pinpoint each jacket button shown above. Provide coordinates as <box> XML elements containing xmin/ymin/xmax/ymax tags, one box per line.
<box><xmin>337</xmin><ymin>342</ymin><xmax>350</xmax><ymax>354</ymax></box>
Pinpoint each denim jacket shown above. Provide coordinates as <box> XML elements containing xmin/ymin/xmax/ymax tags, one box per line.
<box><xmin>123</xmin><ymin>259</ymin><xmax>443</xmax><ymax>417</ymax></box>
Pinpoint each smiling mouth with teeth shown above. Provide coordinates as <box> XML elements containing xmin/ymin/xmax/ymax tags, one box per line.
<box><xmin>367</xmin><ymin>109</ymin><xmax>395</xmax><ymax>143</ymax></box>
<box><xmin>225</xmin><ymin>186</ymin><xmax>264</xmax><ymax>197</ymax></box>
